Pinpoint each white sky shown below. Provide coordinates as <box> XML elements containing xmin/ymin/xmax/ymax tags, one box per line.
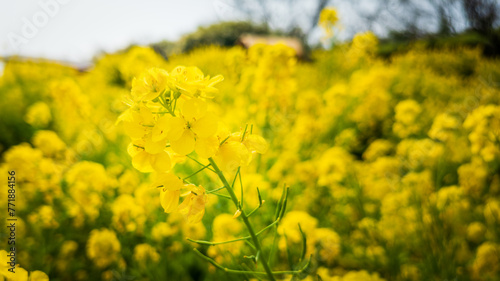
<box><xmin>0</xmin><ymin>0</ymin><xmax>222</xmax><ymax>63</ymax></box>
<box><xmin>1</xmin><ymin>0</ymin><xmax>457</xmax><ymax>64</ymax></box>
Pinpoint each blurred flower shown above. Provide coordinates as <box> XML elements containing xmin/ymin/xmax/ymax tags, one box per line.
<box><xmin>86</xmin><ymin>228</ymin><xmax>121</xmax><ymax>268</ymax></box>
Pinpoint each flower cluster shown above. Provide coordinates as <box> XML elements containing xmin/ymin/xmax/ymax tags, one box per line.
<box><xmin>119</xmin><ymin>66</ymin><xmax>266</xmax><ymax>223</ymax></box>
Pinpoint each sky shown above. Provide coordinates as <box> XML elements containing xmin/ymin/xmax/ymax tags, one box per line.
<box><xmin>0</xmin><ymin>0</ymin><xmax>225</xmax><ymax>63</ymax></box>
<box><xmin>0</xmin><ymin>0</ymin><xmax>459</xmax><ymax>64</ymax></box>
<box><xmin>0</xmin><ymin>0</ymin><xmax>370</xmax><ymax>64</ymax></box>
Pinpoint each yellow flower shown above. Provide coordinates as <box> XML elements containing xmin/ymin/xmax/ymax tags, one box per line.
<box><xmin>32</xmin><ymin>130</ymin><xmax>66</xmax><ymax>157</ymax></box>
<box><xmin>169</xmin><ymin>65</ymin><xmax>224</xmax><ymax>99</ymax></box>
<box><xmin>314</xmin><ymin>228</ymin><xmax>341</xmax><ymax>266</ymax></box>
<box><xmin>86</xmin><ymin>228</ymin><xmax>121</xmax><ymax>268</ymax></box>
<box><xmin>127</xmin><ymin>141</ymin><xmax>172</xmax><ymax>173</ymax></box>
<box><xmin>214</xmin><ymin>132</ymin><xmax>268</xmax><ymax>173</ymax></box>
<box><xmin>164</xmin><ymin>98</ymin><xmax>219</xmax><ymax>156</ymax></box>
<box><xmin>319</xmin><ymin>8</ymin><xmax>339</xmax><ymax>39</ymax></box>
<box><xmin>153</xmin><ymin>172</ymin><xmax>184</xmax><ymax>213</ymax></box>
<box><xmin>472</xmin><ymin>242</ymin><xmax>500</xmax><ymax>280</ymax></box>
<box><xmin>29</xmin><ymin>270</ymin><xmax>50</xmax><ymax>281</ymax></box>
<box><xmin>131</xmin><ymin>67</ymin><xmax>169</xmax><ymax>101</ymax></box>
<box><xmin>118</xmin><ymin>105</ymin><xmax>154</xmax><ymax>140</ymax></box>
<box><xmin>151</xmin><ymin>222</ymin><xmax>175</xmax><ymax>241</ymax></box>
<box><xmin>24</xmin><ymin>101</ymin><xmax>52</xmax><ymax>128</ymax></box>
<box><xmin>178</xmin><ymin>184</ymin><xmax>208</xmax><ymax>224</ymax></box>
<box><xmin>393</xmin><ymin>99</ymin><xmax>422</xmax><ymax>138</ymax></box>
<box><xmin>467</xmin><ymin>222</ymin><xmax>486</xmax><ymax>243</ymax></box>
<box><xmin>133</xmin><ymin>243</ymin><xmax>160</xmax><ymax>267</ymax></box>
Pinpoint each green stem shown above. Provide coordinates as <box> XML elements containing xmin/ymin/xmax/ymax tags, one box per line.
<box><xmin>246</xmin><ymin>205</ymin><xmax>261</xmax><ymax>217</ymax></box>
<box><xmin>209</xmin><ymin>192</ymin><xmax>232</xmax><ymax>199</ymax></box>
<box><xmin>208</xmin><ymin>158</ymin><xmax>276</xmax><ymax>281</ymax></box>
<box><xmin>183</xmin><ymin>163</ymin><xmax>211</xmax><ymax>180</ymax></box>
<box><xmin>186</xmin><ymin>155</ymin><xmax>216</xmax><ymax>173</ymax></box>
<box><xmin>188</xmin><ymin>219</ymin><xmax>279</xmax><ymax>246</ymax></box>
<box><xmin>193</xmin><ymin>249</ymin><xmax>308</xmax><ymax>276</ymax></box>
<box><xmin>206</xmin><ymin>186</ymin><xmax>226</xmax><ymax>194</ymax></box>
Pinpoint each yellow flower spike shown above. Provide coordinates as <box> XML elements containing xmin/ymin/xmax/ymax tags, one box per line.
<box><xmin>131</xmin><ymin>67</ymin><xmax>170</xmax><ymax>101</ymax></box>
<box><xmin>178</xmin><ymin>185</ymin><xmax>208</xmax><ymax>224</ymax></box>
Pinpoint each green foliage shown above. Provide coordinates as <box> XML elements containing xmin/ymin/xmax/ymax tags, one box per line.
<box><xmin>152</xmin><ymin>21</ymin><xmax>273</xmax><ymax>57</ymax></box>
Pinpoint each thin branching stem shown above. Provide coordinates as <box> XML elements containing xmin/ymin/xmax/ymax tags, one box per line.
<box><xmin>183</xmin><ymin>164</ymin><xmax>211</xmax><ymax>180</ymax></box>
<box><xmin>193</xmin><ymin>249</ymin><xmax>310</xmax><ymax>276</ymax></box>
<box><xmin>186</xmin><ymin>155</ymin><xmax>216</xmax><ymax>173</ymax></box>
<box><xmin>207</xmin><ymin>158</ymin><xmax>277</xmax><ymax>281</ymax></box>
<box><xmin>188</xmin><ymin>219</ymin><xmax>279</xmax><ymax>246</ymax></box>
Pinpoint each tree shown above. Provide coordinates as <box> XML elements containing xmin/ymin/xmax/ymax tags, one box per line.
<box><xmin>463</xmin><ymin>0</ymin><xmax>499</xmax><ymax>34</ymax></box>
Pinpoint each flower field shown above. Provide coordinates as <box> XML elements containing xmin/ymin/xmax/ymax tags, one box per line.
<box><xmin>1</xmin><ymin>34</ymin><xmax>500</xmax><ymax>281</ymax></box>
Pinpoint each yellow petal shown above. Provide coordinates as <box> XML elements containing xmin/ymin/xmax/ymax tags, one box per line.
<box><xmin>131</xmin><ymin>76</ymin><xmax>149</xmax><ymax>100</ymax></box>
<box><xmin>195</xmin><ymin>136</ymin><xmax>219</xmax><ymax>158</ymax></box>
<box><xmin>145</xmin><ymin>136</ymin><xmax>167</xmax><ymax>154</ymax></box>
<box><xmin>127</xmin><ymin>141</ymin><xmax>144</xmax><ymax>157</ymax></box>
<box><xmin>243</xmin><ymin>134</ymin><xmax>268</xmax><ymax>154</ymax></box>
<box><xmin>170</xmin><ymin>130</ymin><xmax>195</xmax><ymax>155</ymax></box>
<box><xmin>153</xmin><ymin>172</ymin><xmax>183</xmax><ymax>191</ymax></box>
<box><xmin>132</xmin><ymin>151</ymin><xmax>154</xmax><ymax>173</ymax></box>
<box><xmin>208</xmin><ymin>74</ymin><xmax>224</xmax><ymax>87</ymax></box>
<box><xmin>133</xmin><ymin>68</ymin><xmax>170</xmax><ymax>101</ymax></box>
<box><xmin>138</xmin><ymin>105</ymin><xmax>154</xmax><ymax>124</ymax></box>
<box><xmin>161</xmin><ymin>189</ymin><xmax>180</xmax><ymax>213</ymax></box>
<box><xmin>182</xmin><ymin>98</ymin><xmax>207</xmax><ymax>121</ymax></box>
<box><xmin>178</xmin><ymin>185</ymin><xmax>207</xmax><ymax>223</ymax></box>
<box><xmin>167</xmin><ymin>117</ymin><xmax>186</xmax><ymax>141</ymax></box>
<box><xmin>185</xmin><ymin>66</ymin><xmax>204</xmax><ymax>81</ymax></box>
<box><xmin>150</xmin><ymin>151</ymin><xmax>172</xmax><ymax>172</ymax></box>
<box><xmin>116</xmin><ymin>108</ymin><xmax>133</xmax><ymax>124</ymax></box>
<box><xmin>191</xmin><ymin>114</ymin><xmax>218</xmax><ymax>138</ymax></box>
<box><xmin>29</xmin><ymin>271</ymin><xmax>49</xmax><ymax>281</ymax></box>
<box><xmin>123</xmin><ymin>121</ymin><xmax>147</xmax><ymax>139</ymax></box>
<box><xmin>215</xmin><ymin>141</ymin><xmax>250</xmax><ymax>173</ymax></box>
<box><xmin>170</xmin><ymin>65</ymin><xmax>186</xmax><ymax>77</ymax></box>
<box><xmin>152</xmin><ymin>116</ymin><xmax>171</xmax><ymax>142</ymax></box>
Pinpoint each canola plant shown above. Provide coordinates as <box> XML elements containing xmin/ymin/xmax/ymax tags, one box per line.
<box><xmin>1</xmin><ymin>19</ymin><xmax>500</xmax><ymax>281</ymax></box>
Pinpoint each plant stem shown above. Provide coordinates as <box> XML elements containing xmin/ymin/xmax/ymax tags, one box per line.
<box><xmin>208</xmin><ymin>158</ymin><xmax>276</xmax><ymax>281</ymax></box>
<box><xmin>188</xmin><ymin>219</ymin><xmax>278</xmax><ymax>246</ymax></box>
<box><xmin>193</xmin><ymin>249</ymin><xmax>308</xmax><ymax>276</ymax></box>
